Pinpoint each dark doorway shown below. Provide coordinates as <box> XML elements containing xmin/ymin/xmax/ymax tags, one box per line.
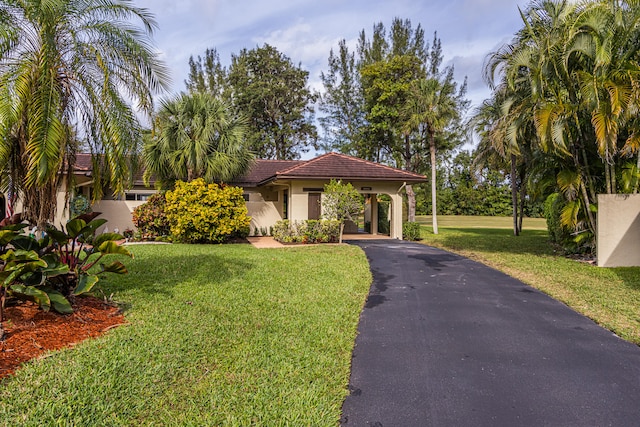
<box><xmin>308</xmin><ymin>193</ymin><xmax>321</xmax><ymax>220</ymax></box>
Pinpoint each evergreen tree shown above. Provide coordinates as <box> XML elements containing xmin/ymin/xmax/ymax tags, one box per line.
<box><xmin>228</xmin><ymin>44</ymin><xmax>318</xmax><ymax>159</ymax></box>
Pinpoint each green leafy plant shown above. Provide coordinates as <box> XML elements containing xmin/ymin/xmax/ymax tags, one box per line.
<box><xmin>165</xmin><ymin>179</ymin><xmax>250</xmax><ymax>243</ymax></box>
<box><xmin>44</xmin><ymin>217</ymin><xmax>132</xmax><ymax>299</ymax></box>
<box><xmin>132</xmin><ymin>193</ymin><xmax>170</xmax><ymax>241</ymax></box>
<box><xmin>0</xmin><ymin>216</ymin><xmax>132</xmax><ymax>323</ymax></box>
<box><xmin>402</xmin><ymin>222</ymin><xmax>422</xmax><ymax>241</ymax></box>
<box><xmin>272</xmin><ymin>219</ymin><xmax>340</xmax><ymax>244</ymax></box>
<box><xmin>69</xmin><ymin>194</ymin><xmax>92</xmax><ymax>218</ymax></box>
<box><xmin>322</xmin><ymin>179</ymin><xmax>364</xmax><ymax>243</ymax></box>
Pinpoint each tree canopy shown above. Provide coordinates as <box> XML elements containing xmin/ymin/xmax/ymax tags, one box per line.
<box><xmin>320</xmin><ymin>18</ymin><xmax>468</xmax><ymax>226</ymax></box>
<box><xmin>477</xmin><ymin>0</ymin><xmax>640</xmax><ymax>251</ymax></box>
<box><xmin>186</xmin><ymin>44</ymin><xmax>318</xmax><ymax>160</ymax></box>
<box><xmin>0</xmin><ymin>0</ymin><xmax>168</xmax><ymax>227</ymax></box>
<box><xmin>143</xmin><ymin>92</ymin><xmax>253</xmax><ymax>188</ymax></box>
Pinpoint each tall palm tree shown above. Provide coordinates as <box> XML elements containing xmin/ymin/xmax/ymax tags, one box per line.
<box><xmin>0</xmin><ymin>0</ymin><xmax>169</xmax><ymax>227</ymax></box>
<box><xmin>143</xmin><ymin>92</ymin><xmax>254</xmax><ymax>188</ymax></box>
<box><xmin>403</xmin><ymin>74</ymin><xmax>465</xmax><ymax>233</ymax></box>
<box><xmin>485</xmin><ymin>0</ymin><xmax>601</xmax><ymax>234</ymax></box>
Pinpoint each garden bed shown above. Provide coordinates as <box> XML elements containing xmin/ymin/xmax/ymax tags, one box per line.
<box><xmin>0</xmin><ymin>296</ymin><xmax>126</xmax><ymax>379</ymax></box>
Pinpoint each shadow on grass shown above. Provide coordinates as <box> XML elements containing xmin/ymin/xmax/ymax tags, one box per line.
<box><xmin>609</xmin><ymin>267</ymin><xmax>640</xmax><ymax>293</ymax></box>
<box><xmin>421</xmin><ymin>227</ymin><xmax>554</xmax><ymax>257</ymax></box>
<box><xmin>98</xmin><ymin>249</ymin><xmax>255</xmax><ymax>310</ymax></box>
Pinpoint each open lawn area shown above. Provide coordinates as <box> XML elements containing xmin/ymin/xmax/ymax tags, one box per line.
<box><xmin>0</xmin><ymin>244</ymin><xmax>371</xmax><ymax>426</ymax></box>
<box><xmin>416</xmin><ymin>215</ymin><xmax>548</xmax><ymax>230</ymax></box>
<box><xmin>417</xmin><ymin>225</ymin><xmax>640</xmax><ymax>345</ymax></box>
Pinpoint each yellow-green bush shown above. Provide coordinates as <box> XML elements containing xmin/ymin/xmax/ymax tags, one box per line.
<box><xmin>165</xmin><ymin>179</ymin><xmax>250</xmax><ymax>243</ymax></box>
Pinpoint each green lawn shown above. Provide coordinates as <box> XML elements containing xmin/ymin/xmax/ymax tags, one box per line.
<box><xmin>0</xmin><ymin>244</ymin><xmax>371</xmax><ymax>426</ymax></box>
<box><xmin>416</xmin><ymin>214</ymin><xmax>548</xmax><ymax>230</ymax></box>
<box><xmin>417</xmin><ymin>226</ymin><xmax>640</xmax><ymax>345</ymax></box>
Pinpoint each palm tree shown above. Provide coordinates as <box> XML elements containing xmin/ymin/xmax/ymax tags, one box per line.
<box><xmin>403</xmin><ymin>74</ymin><xmax>466</xmax><ymax>233</ymax></box>
<box><xmin>485</xmin><ymin>0</ymin><xmax>601</xmax><ymax>234</ymax></box>
<box><xmin>0</xmin><ymin>0</ymin><xmax>169</xmax><ymax>227</ymax></box>
<box><xmin>143</xmin><ymin>92</ymin><xmax>254</xmax><ymax>188</ymax></box>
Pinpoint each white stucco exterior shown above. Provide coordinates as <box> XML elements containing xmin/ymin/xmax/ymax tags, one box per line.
<box><xmin>244</xmin><ymin>179</ymin><xmax>407</xmax><ymax>239</ymax></box>
<box><xmin>597</xmin><ymin>194</ymin><xmax>640</xmax><ymax>267</ymax></box>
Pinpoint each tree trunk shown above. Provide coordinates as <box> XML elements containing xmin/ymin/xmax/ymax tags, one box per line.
<box><xmin>580</xmin><ymin>181</ymin><xmax>597</xmax><ymax>234</ymax></box>
<box><xmin>0</xmin><ymin>287</ymin><xmax>5</xmax><ymax>341</ymax></box>
<box><xmin>406</xmin><ymin>184</ymin><xmax>416</xmax><ymax>223</ymax></box>
<box><xmin>339</xmin><ymin>221</ymin><xmax>344</xmax><ymax>244</ymax></box>
<box><xmin>519</xmin><ymin>185</ymin><xmax>525</xmax><ymax>233</ymax></box>
<box><xmin>510</xmin><ymin>154</ymin><xmax>519</xmax><ymax>236</ymax></box>
<box><xmin>634</xmin><ymin>153</ymin><xmax>640</xmax><ymax>194</ymax></box>
<box><xmin>429</xmin><ymin>132</ymin><xmax>438</xmax><ymax>235</ymax></box>
<box><xmin>611</xmin><ymin>162</ymin><xmax>617</xmax><ymax>194</ymax></box>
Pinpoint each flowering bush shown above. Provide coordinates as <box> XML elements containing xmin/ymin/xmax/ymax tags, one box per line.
<box><xmin>165</xmin><ymin>179</ymin><xmax>250</xmax><ymax>243</ymax></box>
<box><xmin>132</xmin><ymin>193</ymin><xmax>170</xmax><ymax>240</ymax></box>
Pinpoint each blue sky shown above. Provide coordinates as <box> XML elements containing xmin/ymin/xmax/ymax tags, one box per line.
<box><xmin>136</xmin><ymin>0</ymin><xmax>531</xmax><ymax>108</ymax></box>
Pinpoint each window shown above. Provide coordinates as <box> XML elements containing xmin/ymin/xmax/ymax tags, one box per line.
<box><xmin>283</xmin><ymin>190</ymin><xmax>288</xmax><ymax>219</ymax></box>
<box><xmin>125</xmin><ymin>193</ymin><xmax>153</xmax><ymax>201</ymax></box>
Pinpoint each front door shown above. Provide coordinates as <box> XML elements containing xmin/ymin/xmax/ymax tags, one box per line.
<box><xmin>308</xmin><ymin>193</ymin><xmax>321</xmax><ymax>220</ymax></box>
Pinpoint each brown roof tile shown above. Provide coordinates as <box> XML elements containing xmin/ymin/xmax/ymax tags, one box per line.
<box><xmin>75</xmin><ymin>152</ymin><xmax>427</xmax><ymax>187</ymax></box>
<box><xmin>274</xmin><ymin>152</ymin><xmax>426</xmax><ymax>183</ymax></box>
<box><xmin>73</xmin><ymin>153</ymin><xmax>93</xmax><ymax>172</ymax></box>
<box><xmin>232</xmin><ymin>159</ymin><xmax>303</xmax><ymax>186</ymax></box>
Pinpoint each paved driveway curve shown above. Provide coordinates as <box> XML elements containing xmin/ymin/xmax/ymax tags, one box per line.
<box><xmin>341</xmin><ymin>240</ymin><xmax>640</xmax><ymax>427</ymax></box>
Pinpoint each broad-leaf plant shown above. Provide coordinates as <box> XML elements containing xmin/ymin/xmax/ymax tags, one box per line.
<box><xmin>0</xmin><ymin>215</ymin><xmax>131</xmax><ymax>340</ymax></box>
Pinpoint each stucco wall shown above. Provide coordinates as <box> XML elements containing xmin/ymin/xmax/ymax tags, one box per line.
<box><xmin>287</xmin><ymin>180</ymin><xmax>405</xmax><ymax>239</ymax></box>
<box><xmin>244</xmin><ymin>189</ymin><xmax>284</xmax><ymax>235</ymax></box>
<box><xmin>597</xmin><ymin>194</ymin><xmax>640</xmax><ymax>267</ymax></box>
<box><xmin>92</xmin><ymin>200</ymin><xmax>138</xmax><ymax>233</ymax></box>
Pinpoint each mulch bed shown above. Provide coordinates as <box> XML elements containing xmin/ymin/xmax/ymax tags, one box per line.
<box><xmin>0</xmin><ymin>296</ymin><xmax>127</xmax><ymax>379</ymax></box>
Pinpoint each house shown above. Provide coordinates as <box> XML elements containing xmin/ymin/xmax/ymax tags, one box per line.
<box><xmin>17</xmin><ymin>152</ymin><xmax>427</xmax><ymax>239</ymax></box>
<box><xmin>233</xmin><ymin>152</ymin><xmax>427</xmax><ymax>239</ymax></box>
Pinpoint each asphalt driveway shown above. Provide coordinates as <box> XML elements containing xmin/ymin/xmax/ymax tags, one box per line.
<box><xmin>341</xmin><ymin>240</ymin><xmax>640</xmax><ymax>426</ymax></box>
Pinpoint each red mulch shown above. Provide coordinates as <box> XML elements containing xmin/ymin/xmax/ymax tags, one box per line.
<box><xmin>0</xmin><ymin>296</ymin><xmax>127</xmax><ymax>379</ymax></box>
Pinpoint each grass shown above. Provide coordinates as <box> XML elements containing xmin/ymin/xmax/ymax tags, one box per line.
<box><xmin>0</xmin><ymin>243</ymin><xmax>371</xmax><ymax>426</ymax></box>
<box><xmin>416</xmin><ymin>214</ymin><xmax>548</xmax><ymax>230</ymax></box>
<box><xmin>417</xmin><ymin>225</ymin><xmax>640</xmax><ymax>345</ymax></box>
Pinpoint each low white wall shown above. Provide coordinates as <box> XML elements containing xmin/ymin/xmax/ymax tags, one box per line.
<box><xmin>597</xmin><ymin>194</ymin><xmax>640</xmax><ymax>267</ymax></box>
<box><xmin>92</xmin><ymin>200</ymin><xmax>137</xmax><ymax>233</ymax></box>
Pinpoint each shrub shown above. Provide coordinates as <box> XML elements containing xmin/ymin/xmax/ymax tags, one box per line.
<box><xmin>322</xmin><ymin>180</ymin><xmax>363</xmax><ymax>242</ymax></box>
<box><xmin>403</xmin><ymin>222</ymin><xmax>422</xmax><ymax>241</ymax></box>
<box><xmin>132</xmin><ymin>193</ymin><xmax>170</xmax><ymax>240</ymax></box>
<box><xmin>69</xmin><ymin>194</ymin><xmax>91</xmax><ymax>217</ymax></box>
<box><xmin>543</xmin><ymin>193</ymin><xmax>590</xmax><ymax>253</ymax></box>
<box><xmin>272</xmin><ymin>219</ymin><xmax>340</xmax><ymax>244</ymax></box>
<box><xmin>165</xmin><ymin>179</ymin><xmax>250</xmax><ymax>243</ymax></box>
<box><xmin>0</xmin><ymin>216</ymin><xmax>131</xmax><ymax>340</ymax></box>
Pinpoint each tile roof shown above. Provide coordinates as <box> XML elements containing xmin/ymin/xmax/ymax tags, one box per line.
<box><xmin>75</xmin><ymin>152</ymin><xmax>427</xmax><ymax>186</ymax></box>
<box><xmin>73</xmin><ymin>153</ymin><xmax>93</xmax><ymax>172</ymax></box>
<box><xmin>272</xmin><ymin>152</ymin><xmax>426</xmax><ymax>183</ymax></box>
<box><xmin>232</xmin><ymin>159</ymin><xmax>303</xmax><ymax>186</ymax></box>
<box><xmin>234</xmin><ymin>152</ymin><xmax>426</xmax><ymax>186</ymax></box>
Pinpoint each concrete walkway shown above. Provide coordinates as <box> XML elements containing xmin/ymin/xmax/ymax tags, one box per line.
<box><xmin>247</xmin><ymin>233</ymin><xmax>392</xmax><ymax>249</ymax></box>
<box><xmin>341</xmin><ymin>240</ymin><xmax>640</xmax><ymax>426</ymax></box>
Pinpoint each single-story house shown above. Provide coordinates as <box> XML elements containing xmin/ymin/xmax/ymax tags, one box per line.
<box><xmin>12</xmin><ymin>152</ymin><xmax>427</xmax><ymax>240</ymax></box>
<box><xmin>233</xmin><ymin>152</ymin><xmax>427</xmax><ymax>239</ymax></box>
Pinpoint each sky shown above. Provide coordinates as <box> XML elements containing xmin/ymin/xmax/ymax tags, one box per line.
<box><xmin>134</xmin><ymin>0</ymin><xmax>532</xmax><ymax>148</ymax></box>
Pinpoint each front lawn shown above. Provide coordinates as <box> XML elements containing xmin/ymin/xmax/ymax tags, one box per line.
<box><xmin>419</xmin><ymin>226</ymin><xmax>640</xmax><ymax>345</ymax></box>
<box><xmin>0</xmin><ymin>244</ymin><xmax>371</xmax><ymax>425</ymax></box>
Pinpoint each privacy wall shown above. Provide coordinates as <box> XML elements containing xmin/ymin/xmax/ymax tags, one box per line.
<box><xmin>597</xmin><ymin>194</ymin><xmax>640</xmax><ymax>267</ymax></box>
